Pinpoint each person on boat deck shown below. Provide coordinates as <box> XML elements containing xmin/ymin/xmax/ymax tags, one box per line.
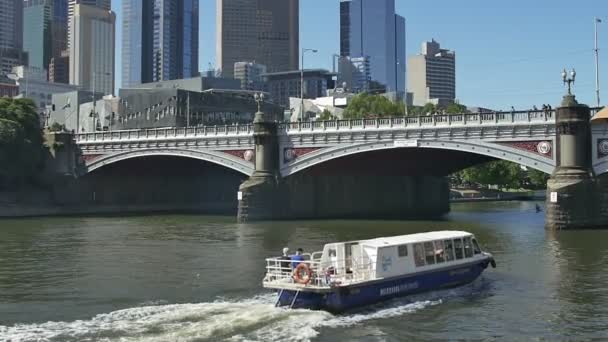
<box><xmin>280</xmin><ymin>247</ymin><xmax>291</xmax><ymax>272</ymax></box>
<box><xmin>291</xmin><ymin>248</ymin><xmax>305</xmax><ymax>268</ymax></box>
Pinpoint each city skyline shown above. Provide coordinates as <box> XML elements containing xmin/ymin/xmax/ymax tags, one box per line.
<box><xmin>105</xmin><ymin>0</ymin><xmax>608</xmax><ymax>109</ymax></box>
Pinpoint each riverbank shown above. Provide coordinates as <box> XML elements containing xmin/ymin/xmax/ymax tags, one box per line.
<box><xmin>450</xmin><ymin>188</ymin><xmax>545</xmax><ymax>203</ymax></box>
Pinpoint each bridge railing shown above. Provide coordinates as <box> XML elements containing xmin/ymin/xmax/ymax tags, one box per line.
<box><xmin>281</xmin><ymin>110</ymin><xmax>558</xmax><ymax>132</ymax></box>
<box><xmin>75</xmin><ymin>124</ymin><xmax>253</xmax><ymax>143</ymax></box>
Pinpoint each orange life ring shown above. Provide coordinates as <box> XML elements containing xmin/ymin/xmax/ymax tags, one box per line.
<box><xmin>293</xmin><ymin>263</ymin><xmax>313</xmax><ymax>285</ymax></box>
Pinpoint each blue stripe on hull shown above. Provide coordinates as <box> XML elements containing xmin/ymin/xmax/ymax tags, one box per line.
<box><xmin>277</xmin><ymin>260</ymin><xmax>489</xmax><ymax>313</ymax></box>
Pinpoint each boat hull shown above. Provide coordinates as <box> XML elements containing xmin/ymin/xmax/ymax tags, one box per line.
<box><xmin>276</xmin><ymin>258</ymin><xmax>491</xmax><ymax>313</ymax></box>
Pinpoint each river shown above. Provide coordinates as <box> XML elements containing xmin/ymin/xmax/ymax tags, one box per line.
<box><xmin>1</xmin><ymin>201</ymin><xmax>608</xmax><ymax>341</ymax></box>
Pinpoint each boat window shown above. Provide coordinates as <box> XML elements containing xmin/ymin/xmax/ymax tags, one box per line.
<box><xmin>424</xmin><ymin>242</ymin><xmax>436</xmax><ymax>265</ymax></box>
<box><xmin>454</xmin><ymin>238</ymin><xmax>464</xmax><ymax>259</ymax></box>
<box><xmin>328</xmin><ymin>249</ymin><xmax>337</xmax><ymax>257</ymax></box>
<box><xmin>414</xmin><ymin>243</ymin><xmax>425</xmax><ymax>267</ymax></box>
<box><xmin>398</xmin><ymin>245</ymin><xmax>408</xmax><ymax>257</ymax></box>
<box><xmin>463</xmin><ymin>237</ymin><xmax>473</xmax><ymax>258</ymax></box>
<box><xmin>444</xmin><ymin>239</ymin><xmax>455</xmax><ymax>262</ymax></box>
<box><xmin>434</xmin><ymin>240</ymin><xmax>445</xmax><ymax>263</ymax></box>
<box><xmin>472</xmin><ymin>239</ymin><xmax>482</xmax><ymax>255</ymax></box>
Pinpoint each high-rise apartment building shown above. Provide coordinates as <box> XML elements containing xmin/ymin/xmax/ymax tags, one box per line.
<box><xmin>23</xmin><ymin>0</ymin><xmax>52</xmax><ymax>70</ymax></box>
<box><xmin>67</xmin><ymin>0</ymin><xmax>110</xmax><ymax>48</ymax></box>
<box><xmin>0</xmin><ymin>0</ymin><xmax>27</xmax><ymax>79</ymax></box>
<box><xmin>49</xmin><ymin>49</ymin><xmax>69</xmax><ymax>83</ymax></box>
<box><xmin>122</xmin><ymin>0</ymin><xmax>199</xmax><ymax>87</ymax></box>
<box><xmin>234</xmin><ymin>61</ymin><xmax>267</xmax><ymax>90</ymax></box>
<box><xmin>69</xmin><ymin>4</ymin><xmax>115</xmax><ymax>95</ymax></box>
<box><xmin>216</xmin><ymin>0</ymin><xmax>299</xmax><ymax>78</ymax></box>
<box><xmin>152</xmin><ymin>0</ymin><xmax>199</xmax><ymax>82</ymax></box>
<box><xmin>50</xmin><ymin>0</ymin><xmax>68</xmax><ymax>65</ymax></box>
<box><xmin>121</xmin><ymin>0</ymin><xmax>153</xmax><ymax>87</ymax></box>
<box><xmin>339</xmin><ymin>0</ymin><xmax>405</xmax><ymax>95</ymax></box>
<box><xmin>407</xmin><ymin>39</ymin><xmax>455</xmax><ymax>106</ymax></box>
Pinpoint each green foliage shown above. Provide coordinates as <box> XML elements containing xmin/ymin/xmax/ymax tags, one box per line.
<box><xmin>319</xmin><ymin>109</ymin><xmax>335</xmax><ymax>121</ymax></box>
<box><xmin>526</xmin><ymin>168</ymin><xmax>550</xmax><ymax>190</ymax></box>
<box><xmin>454</xmin><ymin>160</ymin><xmax>550</xmax><ymax>190</ymax></box>
<box><xmin>49</xmin><ymin>122</ymin><xmax>66</xmax><ymax>132</ymax></box>
<box><xmin>445</xmin><ymin>103</ymin><xmax>468</xmax><ymax>114</ymax></box>
<box><xmin>456</xmin><ymin>160</ymin><xmax>523</xmax><ymax>190</ymax></box>
<box><xmin>343</xmin><ymin>93</ymin><xmax>404</xmax><ymax>119</ymax></box>
<box><xmin>0</xmin><ymin>98</ymin><xmax>44</xmax><ymax>189</ymax></box>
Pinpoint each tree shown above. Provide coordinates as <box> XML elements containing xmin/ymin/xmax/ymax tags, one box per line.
<box><xmin>343</xmin><ymin>93</ymin><xmax>404</xmax><ymax>119</ymax></box>
<box><xmin>0</xmin><ymin>98</ymin><xmax>44</xmax><ymax>189</ymax></box>
<box><xmin>456</xmin><ymin>160</ymin><xmax>523</xmax><ymax>190</ymax></box>
<box><xmin>527</xmin><ymin>168</ymin><xmax>550</xmax><ymax>190</ymax></box>
<box><xmin>445</xmin><ymin>103</ymin><xmax>468</xmax><ymax>114</ymax></box>
<box><xmin>319</xmin><ymin>109</ymin><xmax>335</xmax><ymax>121</ymax></box>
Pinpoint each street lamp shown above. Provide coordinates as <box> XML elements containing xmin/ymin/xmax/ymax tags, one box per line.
<box><xmin>301</xmin><ymin>48</ymin><xmax>318</xmax><ymax>121</ymax></box>
<box><xmin>91</xmin><ymin>71</ymin><xmax>111</xmax><ymax>131</ymax></box>
<box><xmin>562</xmin><ymin>68</ymin><xmax>576</xmax><ymax>95</ymax></box>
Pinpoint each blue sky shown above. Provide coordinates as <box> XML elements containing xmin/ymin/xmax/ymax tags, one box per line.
<box><xmin>112</xmin><ymin>0</ymin><xmax>607</xmax><ymax>110</ymax></box>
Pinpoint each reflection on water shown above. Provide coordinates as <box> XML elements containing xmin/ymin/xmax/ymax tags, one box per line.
<box><xmin>0</xmin><ymin>201</ymin><xmax>607</xmax><ymax>341</ymax></box>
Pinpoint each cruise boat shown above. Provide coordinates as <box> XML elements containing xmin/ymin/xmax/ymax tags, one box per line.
<box><xmin>263</xmin><ymin>231</ymin><xmax>496</xmax><ymax>312</ymax></box>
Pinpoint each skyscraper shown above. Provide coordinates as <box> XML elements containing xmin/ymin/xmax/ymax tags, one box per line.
<box><xmin>407</xmin><ymin>40</ymin><xmax>456</xmax><ymax>106</ymax></box>
<box><xmin>122</xmin><ymin>0</ymin><xmax>199</xmax><ymax>87</ymax></box>
<box><xmin>340</xmin><ymin>0</ymin><xmax>405</xmax><ymax>95</ymax></box>
<box><xmin>152</xmin><ymin>0</ymin><xmax>199</xmax><ymax>82</ymax></box>
<box><xmin>216</xmin><ymin>0</ymin><xmax>299</xmax><ymax>78</ymax></box>
<box><xmin>23</xmin><ymin>0</ymin><xmax>53</xmax><ymax>70</ymax></box>
<box><xmin>69</xmin><ymin>4</ymin><xmax>115</xmax><ymax>95</ymax></box>
<box><xmin>0</xmin><ymin>0</ymin><xmax>27</xmax><ymax>79</ymax></box>
<box><xmin>67</xmin><ymin>0</ymin><xmax>110</xmax><ymax>49</ymax></box>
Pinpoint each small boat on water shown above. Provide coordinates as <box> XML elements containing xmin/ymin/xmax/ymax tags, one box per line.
<box><xmin>263</xmin><ymin>231</ymin><xmax>496</xmax><ymax>313</ymax></box>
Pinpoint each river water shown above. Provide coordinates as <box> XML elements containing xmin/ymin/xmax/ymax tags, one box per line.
<box><xmin>1</xmin><ymin>201</ymin><xmax>608</xmax><ymax>341</ymax></box>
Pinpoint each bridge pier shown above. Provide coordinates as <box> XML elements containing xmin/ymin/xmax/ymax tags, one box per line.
<box><xmin>546</xmin><ymin>94</ymin><xmax>603</xmax><ymax>229</ymax></box>
<box><xmin>237</xmin><ymin>109</ymin><xmax>288</xmax><ymax>222</ymax></box>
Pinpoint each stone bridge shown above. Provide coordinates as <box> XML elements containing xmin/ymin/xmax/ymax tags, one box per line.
<box><xmin>75</xmin><ymin>108</ymin><xmax>606</xmax><ymax>177</ymax></box>
<box><xmin>67</xmin><ymin>96</ymin><xmax>608</xmax><ymax>229</ymax></box>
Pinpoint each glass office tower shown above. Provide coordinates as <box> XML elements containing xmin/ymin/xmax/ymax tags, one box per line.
<box><xmin>122</xmin><ymin>0</ymin><xmax>198</xmax><ymax>86</ymax></box>
<box><xmin>340</xmin><ymin>0</ymin><xmax>405</xmax><ymax>94</ymax></box>
<box><xmin>23</xmin><ymin>0</ymin><xmax>52</xmax><ymax>70</ymax></box>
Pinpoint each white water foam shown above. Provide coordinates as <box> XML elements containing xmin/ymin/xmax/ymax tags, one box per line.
<box><xmin>0</xmin><ymin>291</ymin><xmax>450</xmax><ymax>342</ymax></box>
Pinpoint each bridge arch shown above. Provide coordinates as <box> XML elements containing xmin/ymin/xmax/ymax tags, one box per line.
<box><xmin>280</xmin><ymin>139</ymin><xmax>556</xmax><ymax>177</ymax></box>
<box><xmin>84</xmin><ymin>148</ymin><xmax>255</xmax><ymax>176</ymax></box>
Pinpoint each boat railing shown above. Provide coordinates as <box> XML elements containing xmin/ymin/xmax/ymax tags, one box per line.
<box><xmin>263</xmin><ymin>255</ymin><xmax>376</xmax><ymax>288</ymax></box>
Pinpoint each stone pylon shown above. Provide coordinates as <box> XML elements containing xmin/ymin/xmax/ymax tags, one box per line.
<box><xmin>546</xmin><ymin>94</ymin><xmax>600</xmax><ymax>229</ymax></box>
<box><xmin>237</xmin><ymin>109</ymin><xmax>287</xmax><ymax>222</ymax></box>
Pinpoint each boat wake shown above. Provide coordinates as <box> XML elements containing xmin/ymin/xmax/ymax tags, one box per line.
<box><xmin>0</xmin><ymin>282</ymin><xmax>489</xmax><ymax>342</ymax></box>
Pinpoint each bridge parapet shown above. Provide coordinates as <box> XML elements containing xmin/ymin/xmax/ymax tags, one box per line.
<box><xmin>75</xmin><ymin>124</ymin><xmax>254</xmax><ymax>143</ymax></box>
<box><xmin>281</xmin><ymin>110</ymin><xmax>559</xmax><ymax>133</ymax></box>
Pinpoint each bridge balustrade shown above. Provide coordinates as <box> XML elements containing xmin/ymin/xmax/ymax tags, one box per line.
<box><xmin>75</xmin><ymin>124</ymin><xmax>253</xmax><ymax>142</ymax></box>
<box><xmin>75</xmin><ymin>108</ymin><xmax>604</xmax><ymax>142</ymax></box>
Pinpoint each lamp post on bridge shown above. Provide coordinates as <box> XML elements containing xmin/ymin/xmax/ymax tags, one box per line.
<box><xmin>301</xmin><ymin>48</ymin><xmax>318</xmax><ymax>122</ymax></box>
<box><xmin>546</xmin><ymin>68</ymin><xmax>600</xmax><ymax>230</ymax></box>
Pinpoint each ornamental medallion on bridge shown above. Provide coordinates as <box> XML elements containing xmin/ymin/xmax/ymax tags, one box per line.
<box><xmin>81</xmin><ymin>154</ymin><xmax>103</xmax><ymax>164</ymax></box>
<box><xmin>283</xmin><ymin>148</ymin><xmax>322</xmax><ymax>163</ymax></box>
<box><xmin>497</xmin><ymin>141</ymin><xmax>553</xmax><ymax>159</ymax></box>
<box><xmin>222</xmin><ymin>149</ymin><xmax>255</xmax><ymax>162</ymax></box>
<box><xmin>598</xmin><ymin>139</ymin><xmax>608</xmax><ymax>159</ymax></box>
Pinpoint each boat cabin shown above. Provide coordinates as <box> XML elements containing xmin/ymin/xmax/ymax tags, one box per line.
<box><xmin>319</xmin><ymin>231</ymin><xmax>484</xmax><ymax>280</ymax></box>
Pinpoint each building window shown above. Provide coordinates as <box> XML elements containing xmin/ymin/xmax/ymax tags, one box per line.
<box><xmin>444</xmin><ymin>239</ymin><xmax>455</xmax><ymax>261</ymax></box>
<box><xmin>464</xmin><ymin>237</ymin><xmax>473</xmax><ymax>258</ymax></box>
<box><xmin>398</xmin><ymin>245</ymin><xmax>408</xmax><ymax>257</ymax></box>
<box><xmin>424</xmin><ymin>242</ymin><xmax>436</xmax><ymax>265</ymax></box>
<box><xmin>454</xmin><ymin>238</ymin><xmax>464</xmax><ymax>259</ymax></box>
<box><xmin>414</xmin><ymin>243</ymin><xmax>425</xmax><ymax>267</ymax></box>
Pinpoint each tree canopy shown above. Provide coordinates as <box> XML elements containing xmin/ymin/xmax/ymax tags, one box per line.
<box><xmin>0</xmin><ymin>98</ymin><xmax>44</xmax><ymax>189</ymax></box>
<box><xmin>343</xmin><ymin>93</ymin><xmax>404</xmax><ymax>119</ymax></box>
<box><xmin>453</xmin><ymin>160</ymin><xmax>549</xmax><ymax>190</ymax></box>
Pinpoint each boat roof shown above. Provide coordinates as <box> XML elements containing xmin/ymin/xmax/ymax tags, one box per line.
<box><xmin>359</xmin><ymin>231</ymin><xmax>473</xmax><ymax>248</ymax></box>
